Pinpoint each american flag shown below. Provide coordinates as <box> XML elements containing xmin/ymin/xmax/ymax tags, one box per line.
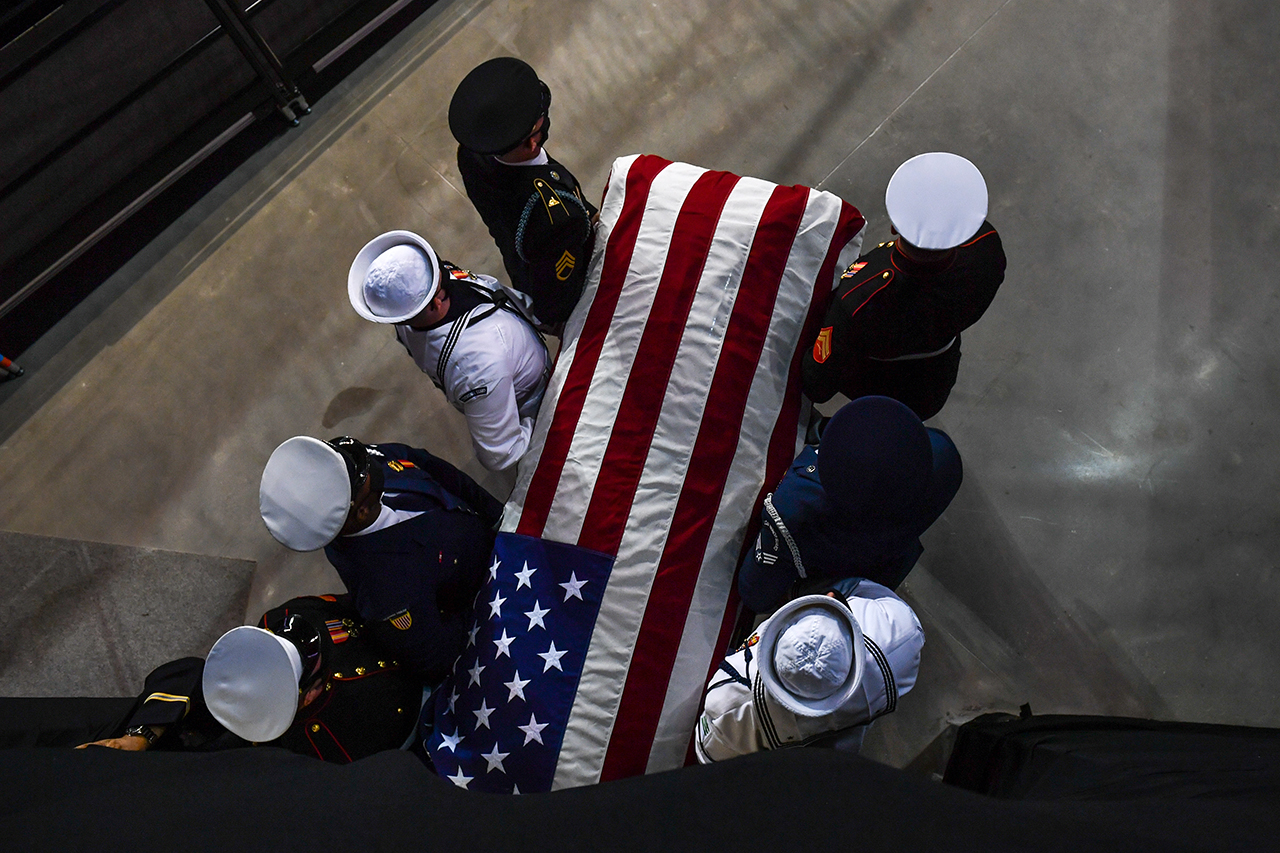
<box><xmin>428</xmin><ymin>154</ymin><xmax>866</xmax><ymax>792</ymax></box>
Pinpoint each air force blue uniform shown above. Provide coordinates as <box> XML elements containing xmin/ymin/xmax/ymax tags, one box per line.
<box><xmin>739</xmin><ymin>431</ymin><xmax>962</xmax><ymax>614</ymax></box>
<box><xmin>324</xmin><ymin>444</ymin><xmax>503</xmax><ymax>683</ymax></box>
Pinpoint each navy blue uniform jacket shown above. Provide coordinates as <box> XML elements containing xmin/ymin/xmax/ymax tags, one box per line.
<box><xmin>324</xmin><ymin>444</ymin><xmax>503</xmax><ymax>683</ymax></box>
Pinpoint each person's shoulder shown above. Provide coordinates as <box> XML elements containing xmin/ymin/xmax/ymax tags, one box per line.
<box><xmin>957</xmin><ymin>220</ymin><xmax>1004</xmax><ymax>260</ymax></box>
<box><xmin>261</xmin><ymin>594</ymin><xmax>355</xmax><ymax>627</ymax></box>
<box><xmin>834</xmin><ymin>244</ymin><xmax>895</xmax><ymax>297</ymax></box>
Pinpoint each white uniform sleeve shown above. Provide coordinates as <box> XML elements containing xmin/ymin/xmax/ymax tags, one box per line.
<box><xmin>694</xmin><ymin>649</ymin><xmax>764</xmax><ymax>763</ymax></box>
<box><xmin>844</xmin><ymin>581</ymin><xmax>924</xmax><ymax>703</ymax></box>
<box><xmin>446</xmin><ymin>349</ymin><xmax>533</xmax><ymax>472</ymax></box>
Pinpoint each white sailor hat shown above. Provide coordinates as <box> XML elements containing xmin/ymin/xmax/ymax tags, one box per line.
<box><xmin>203</xmin><ymin>626</ymin><xmax>303</xmax><ymax>743</ymax></box>
<box><xmin>758</xmin><ymin>594</ymin><xmax>865</xmax><ymax>717</ymax></box>
<box><xmin>348</xmin><ymin>230</ymin><xmax>440</xmax><ymax>323</ymax></box>
<box><xmin>259</xmin><ymin>436</ymin><xmax>352</xmax><ymax>551</ymax></box>
<box><xmin>885</xmin><ymin>152</ymin><xmax>988</xmax><ymax>250</ymax></box>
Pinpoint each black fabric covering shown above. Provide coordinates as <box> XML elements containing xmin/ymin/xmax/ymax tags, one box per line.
<box><xmin>0</xmin><ymin>697</ymin><xmax>133</xmax><ymax>748</ymax></box>
<box><xmin>0</xmin><ymin>734</ymin><xmax>1272</xmax><ymax>851</ymax></box>
<box><xmin>944</xmin><ymin>713</ymin><xmax>1280</xmax><ymax>849</ymax></box>
<box><xmin>945</xmin><ymin>712</ymin><xmax>1280</xmax><ymax>801</ymax></box>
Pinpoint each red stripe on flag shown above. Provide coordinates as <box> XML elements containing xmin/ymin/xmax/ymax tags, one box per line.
<box><xmin>600</xmin><ymin>184</ymin><xmax>814</xmax><ymax>780</ymax></box>
<box><xmin>761</xmin><ymin>201</ymin><xmax>867</xmax><ymax>528</ymax></box>
<box><xmin>517</xmin><ymin>155</ymin><xmax>673</xmax><ymax>538</ymax></box>
<box><xmin>575</xmin><ymin>168</ymin><xmax>743</xmax><ymax>555</ymax></box>
<box><xmin>680</xmin><ymin>196</ymin><xmax>866</xmax><ymax>771</ymax></box>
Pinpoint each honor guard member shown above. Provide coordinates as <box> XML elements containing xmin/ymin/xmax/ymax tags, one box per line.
<box><xmin>261</xmin><ymin>436</ymin><xmax>503</xmax><ymax>683</ymax></box>
<box><xmin>802</xmin><ymin>152</ymin><xmax>1007</xmax><ymax>420</ymax></box>
<box><xmin>77</xmin><ymin>595</ymin><xmax>423</xmax><ymax>763</ymax></box>
<box><xmin>449</xmin><ymin>57</ymin><xmax>597</xmax><ymax>328</ymax></box>
<box><xmin>695</xmin><ymin>585</ymin><xmax>924</xmax><ymax>762</ymax></box>
<box><xmin>737</xmin><ymin>396</ymin><xmax>962</xmax><ymax>615</ymax></box>
<box><xmin>349</xmin><ymin>230</ymin><xmax>551</xmax><ymax>471</ymax></box>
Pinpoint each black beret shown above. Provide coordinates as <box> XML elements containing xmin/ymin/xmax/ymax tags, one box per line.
<box><xmin>449</xmin><ymin>57</ymin><xmax>545</xmax><ymax>155</ymax></box>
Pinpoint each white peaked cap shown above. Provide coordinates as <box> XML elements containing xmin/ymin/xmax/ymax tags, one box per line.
<box><xmin>885</xmin><ymin>152</ymin><xmax>988</xmax><ymax>250</ymax></box>
<box><xmin>758</xmin><ymin>595</ymin><xmax>865</xmax><ymax>717</ymax></box>
<box><xmin>203</xmin><ymin>626</ymin><xmax>303</xmax><ymax>743</ymax></box>
<box><xmin>348</xmin><ymin>231</ymin><xmax>440</xmax><ymax>323</ymax></box>
<box><xmin>260</xmin><ymin>436</ymin><xmax>351</xmax><ymax>551</ymax></box>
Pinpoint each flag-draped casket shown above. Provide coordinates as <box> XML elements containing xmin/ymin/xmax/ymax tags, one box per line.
<box><xmin>428</xmin><ymin>154</ymin><xmax>866</xmax><ymax>792</ymax></box>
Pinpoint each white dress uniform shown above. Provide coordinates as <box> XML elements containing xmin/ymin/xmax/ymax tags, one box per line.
<box><xmin>694</xmin><ymin>580</ymin><xmax>924</xmax><ymax>762</ymax></box>
<box><xmin>395</xmin><ymin>271</ymin><xmax>549</xmax><ymax>471</ymax></box>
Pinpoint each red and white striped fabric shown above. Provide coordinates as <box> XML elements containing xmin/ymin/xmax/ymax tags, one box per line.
<box><xmin>504</xmin><ymin>154</ymin><xmax>865</xmax><ymax>787</ymax></box>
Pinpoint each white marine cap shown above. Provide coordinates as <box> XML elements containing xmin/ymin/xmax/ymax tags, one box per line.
<box><xmin>758</xmin><ymin>594</ymin><xmax>865</xmax><ymax>717</ymax></box>
<box><xmin>885</xmin><ymin>152</ymin><xmax>988</xmax><ymax>250</ymax></box>
<box><xmin>348</xmin><ymin>230</ymin><xmax>440</xmax><ymax>323</ymax></box>
<box><xmin>203</xmin><ymin>626</ymin><xmax>303</xmax><ymax>743</ymax></box>
<box><xmin>259</xmin><ymin>436</ymin><xmax>351</xmax><ymax>551</ymax></box>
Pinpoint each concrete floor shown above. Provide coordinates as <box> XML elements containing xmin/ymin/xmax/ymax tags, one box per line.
<box><xmin>2</xmin><ymin>0</ymin><xmax>1279</xmax><ymax>769</ymax></box>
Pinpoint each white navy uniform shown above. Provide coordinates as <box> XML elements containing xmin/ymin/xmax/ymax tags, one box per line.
<box><xmin>694</xmin><ymin>579</ymin><xmax>923</xmax><ymax>762</ymax></box>
<box><xmin>395</xmin><ymin>270</ymin><xmax>549</xmax><ymax>471</ymax></box>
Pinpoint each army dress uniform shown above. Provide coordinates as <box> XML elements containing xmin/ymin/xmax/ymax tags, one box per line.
<box><xmin>325</xmin><ymin>443</ymin><xmax>502</xmax><ymax>684</ymax></box>
<box><xmin>802</xmin><ymin>224</ymin><xmax>1006</xmax><ymax>420</ymax></box>
<box><xmin>113</xmin><ymin>595</ymin><xmax>422</xmax><ymax>763</ymax></box>
<box><xmin>450</xmin><ymin>57</ymin><xmax>597</xmax><ymax>327</ymax></box>
<box><xmin>455</xmin><ymin>147</ymin><xmax>596</xmax><ymax>327</ymax></box>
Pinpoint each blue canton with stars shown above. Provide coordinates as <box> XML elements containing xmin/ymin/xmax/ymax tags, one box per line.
<box><xmin>426</xmin><ymin>532</ymin><xmax>614</xmax><ymax>793</ymax></box>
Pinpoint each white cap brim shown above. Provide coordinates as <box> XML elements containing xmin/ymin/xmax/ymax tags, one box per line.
<box><xmin>260</xmin><ymin>436</ymin><xmax>351</xmax><ymax>551</ymax></box>
<box><xmin>203</xmin><ymin>626</ymin><xmax>301</xmax><ymax>743</ymax></box>
<box><xmin>758</xmin><ymin>595</ymin><xmax>865</xmax><ymax>717</ymax></box>
<box><xmin>885</xmin><ymin>152</ymin><xmax>988</xmax><ymax>250</ymax></box>
<box><xmin>348</xmin><ymin>230</ymin><xmax>440</xmax><ymax>323</ymax></box>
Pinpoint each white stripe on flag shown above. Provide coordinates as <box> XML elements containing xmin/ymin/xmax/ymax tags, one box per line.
<box><xmin>539</xmin><ymin>162</ymin><xmax>707</xmax><ymax>547</ymax></box>
<box><xmin>502</xmin><ymin>154</ymin><xmax>644</xmax><ymax>531</ymax></box>
<box><xmin>644</xmin><ymin>186</ymin><xmax>856</xmax><ymax>771</ymax></box>
<box><xmin>552</xmin><ymin>175</ymin><xmax>779</xmax><ymax>787</ymax></box>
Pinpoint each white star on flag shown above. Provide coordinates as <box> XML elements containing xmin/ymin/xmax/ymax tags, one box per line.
<box><xmin>439</xmin><ymin>728</ymin><xmax>462</xmax><ymax>753</ymax></box>
<box><xmin>538</xmin><ymin>641</ymin><xmax>567</xmax><ymax>673</ymax></box>
<box><xmin>446</xmin><ymin>767</ymin><xmax>473</xmax><ymax>789</ymax></box>
<box><xmin>504</xmin><ymin>671</ymin><xmax>530</xmax><ymax>702</ymax></box>
<box><xmin>467</xmin><ymin>660</ymin><xmax>485</xmax><ymax>686</ymax></box>
<box><xmin>493</xmin><ymin>629</ymin><xmax>516</xmax><ymax>658</ymax></box>
<box><xmin>514</xmin><ymin>560</ymin><xmax>537</xmax><ymax>589</ymax></box>
<box><xmin>481</xmin><ymin>744</ymin><xmax>510</xmax><ymax>773</ymax></box>
<box><xmin>559</xmin><ymin>572</ymin><xmax>588</xmax><ymax>602</ymax></box>
<box><xmin>488</xmin><ymin>591</ymin><xmax>507</xmax><ymax>618</ymax></box>
<box><xmin>447</xmin><ymin>688</ymin><xmax>459</xmax><ymax>713</ymax></box>
<box><xmin>473</xmin><ymin>699</ymin><xmax>495</xmax><ymax>730</ymax></box>
<box><xmin>524</xmin><ymin>601</ymin><xmax>550</xmax><ymax>631</ymax></box>
<box><xmin>466</xmin><ymin>622</ymin><xmax>479</xmax><ymax>647</ymax></box>
<box><xmin>488</xmin><ymin>556</ymin><xmax>500</xmax><ymax>580</ymax></box>
<box><xmin>518</xmin><ymin>713</ymin><xmax>548</xmax><ymax>745</ymax></box>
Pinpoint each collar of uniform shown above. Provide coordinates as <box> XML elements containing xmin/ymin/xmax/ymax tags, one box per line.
<box><xmin>890</xmin><ymin>244</ymin><xmax>957</xmax><ymax>276</ymax></box>
<box><xmin>494</xmin><ymin>148</ymin><xmax>549</xmax><ymax>167</ymax></box>
<box><xmin>344</xmin><ymin>498</ymin><xmax>423</xmax><ymax>537</ymax></box>
<box><xmin>419</xmin><ymin>276</ymin><xmax>484</xmax><ymax>331</ymax></box>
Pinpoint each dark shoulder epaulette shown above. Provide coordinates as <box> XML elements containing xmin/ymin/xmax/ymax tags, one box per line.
<box><xmin>516</xmin><ymin>177</ymin><xmax>590</xmax><ymax>262</ymax></box>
